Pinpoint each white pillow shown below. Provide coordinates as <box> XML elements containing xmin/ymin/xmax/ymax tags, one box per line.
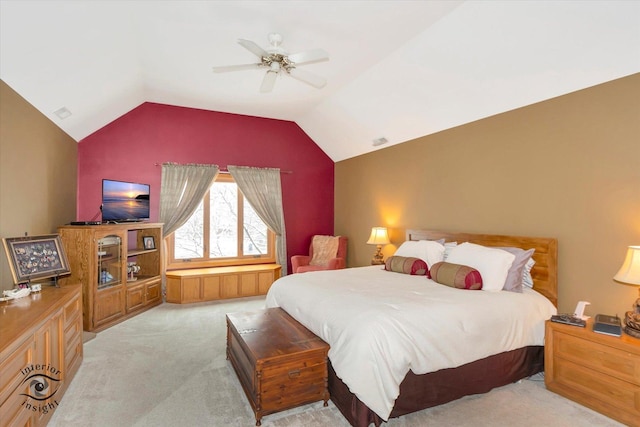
<box><xmin>446</xmin><ymin>242</ymin><xmax>516</xmax><ymax>292</ymax></box>
<box><xmin>443</xmin><ymin>241</ymin><xmax>457</xmax><ymax>261</ymax></box>
<box><xmin>394</xmin><ymin>240</ymin><xmax>445</xmax><ymax>268</ymax></box>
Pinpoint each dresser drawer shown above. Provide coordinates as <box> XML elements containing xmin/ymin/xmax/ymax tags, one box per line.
<box><xmin>63</xmin><ymin>294</ymin><xmax>82</xmax><ymax>329</ymax></box>
<box><xmin>0</xmin><ymin>388</ymin><xmax>34</xmax><ymax>427</ymax></box>
<box><xmin>0</xmin><ymin>338</ymin><xmax>34</xmax><ymax>406</ymax></box>
<box><xmin>65</xmin><ymin>332</ymin><xmax>83</xmax><ymax>382</ymax></box>
<box><xmin>553</xmin><ymin>331</ymin><xmax>640</xmax><ymax>384</ymax></box>
<box><xmin>64</xmin><ymin>316</ymin><xmax>82</xmax><ymax>350</ymax></box>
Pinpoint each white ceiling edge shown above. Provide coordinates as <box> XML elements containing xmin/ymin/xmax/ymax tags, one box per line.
<box><xmin>298</xmin><ymin>1</ymin><xmax>640</xmax><ymax>161</ymax></box>
<box><xmin>1</xmin><ymin>0</ymin><xmax>464</xmax><ymax>146</ymax></box>
<box><xmin>1</xmin><ymin>1</ymin><xmax>638</xmax><ymax>162</ymax></box>
<box><xmin>0</xmin><ymin>0</ymin><xmax>146</xmax><ymax>140</ymax></box>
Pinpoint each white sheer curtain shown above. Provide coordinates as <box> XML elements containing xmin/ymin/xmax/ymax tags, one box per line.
<box><xmin>228</xmin><ymin>165</ymin><xmax>288</xmax><ymax>275</ymax></box>
<box><xmin>159</xmin><ymin>163</ymin><xmax>219</xmax><ymax>237</ymax></box>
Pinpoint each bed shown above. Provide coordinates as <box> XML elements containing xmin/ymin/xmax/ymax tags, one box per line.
<box><xmin>265</xmin><ymin>230</ymin><xmax>558</xmax><ymax>427</ymax></box>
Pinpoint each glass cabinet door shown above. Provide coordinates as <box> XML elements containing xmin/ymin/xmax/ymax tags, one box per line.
<box><xmin>97</xmin><ymin>235</ymin><xmax>122</xmax><ymax>290</ymax></box>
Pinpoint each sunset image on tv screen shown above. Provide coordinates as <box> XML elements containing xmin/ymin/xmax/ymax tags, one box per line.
<box><xmin>102</xmin><ymin>180</ymin><xmax>150</xmax><ymax>221</ymax></box>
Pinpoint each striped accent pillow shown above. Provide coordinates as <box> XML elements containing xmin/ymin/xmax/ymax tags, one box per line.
<box><xmin>384</xmin><ymin>256</ymin><xmax>428</xmax><ymax>276</ymax></box>
<box><xmin>522</xmin><ymin>257</ymin><xmax>536</xmax><ymax>288</ymax></box>
<box><xmin>495</xmin><ymin>247</ymin><xmax>535</xmax><ymax>293</ymax></box>
<box><xmin>429</xmin><ymin>262</ymin><xmax>483</xmax><ymax>290</ymax></box>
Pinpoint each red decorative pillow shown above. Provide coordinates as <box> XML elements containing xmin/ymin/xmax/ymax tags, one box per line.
<box><xmin>429</xmin><ymin>262</ymin><xmax>483</xmax><ymax>290</ymax></box>
<box><xmin>384</xmin><ymin>256</ymin><xmax>428</xmax><ymax>276</ymax></box>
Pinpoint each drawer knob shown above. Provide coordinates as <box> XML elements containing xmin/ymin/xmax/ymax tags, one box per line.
<box><xmin>288</xmin><ymin>369</ymin><xmax>300</xmax><ymax>378</ymax></box>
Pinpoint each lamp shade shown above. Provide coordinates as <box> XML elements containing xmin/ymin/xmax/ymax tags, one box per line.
<box><xmin>614</xmin><ymin>246</ymin><xmax>640</xmax><ymax>285</ymax></box>
<box><xmin>367</xmin><ymin>227</ymin><xmax>390</xmax><ymax>245</ymax></box>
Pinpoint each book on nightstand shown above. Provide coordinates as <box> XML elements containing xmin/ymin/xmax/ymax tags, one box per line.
<box><xmin>593</xmin><ymin>314</ymin><xmax>622</xmax><ymax>337</ymax></box>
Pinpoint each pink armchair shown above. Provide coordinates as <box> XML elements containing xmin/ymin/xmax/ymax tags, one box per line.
<box><xmin>291</xmin><ymin>235</ymin><xmax>348</xmax><ymax>273</ymax></box>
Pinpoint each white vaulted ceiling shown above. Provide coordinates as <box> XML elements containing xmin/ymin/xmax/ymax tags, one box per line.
<box><xmin>1</xmin><ymin>1</ymin><xmax>638</xmax><ymax>161</ymax></box>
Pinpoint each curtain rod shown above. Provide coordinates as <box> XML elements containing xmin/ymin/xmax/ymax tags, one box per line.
<box><xmin>154</xmin><ymin>163</ymin><xmax>292</xmax><ymax>174</ymax></box>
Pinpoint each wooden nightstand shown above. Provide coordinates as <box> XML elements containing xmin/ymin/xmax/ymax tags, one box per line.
<box><xmin>545</xmin><ymin>319</ymin><xmax>640</xmax><ymax>426</ymax></box>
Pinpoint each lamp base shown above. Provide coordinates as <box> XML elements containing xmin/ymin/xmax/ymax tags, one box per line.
<box><xmin>624</xmin><ymin>311</ymin><xmax>640</xmax><ymax>339</ymax></box>
<box><xmin>371</xmin><ymin>246</ymin><xmax>385</xmax><ymax>265</ymax></box>
<box><xmin>624</xmin><ymin>325</ymin><xmax>640</xmax><ymax>338</ymax></box>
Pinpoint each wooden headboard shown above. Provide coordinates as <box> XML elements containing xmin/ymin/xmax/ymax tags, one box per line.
<box><xmin>406</xmin><ymin>229</ymin><xmax>558</xmax><ymax>307</ymax></box>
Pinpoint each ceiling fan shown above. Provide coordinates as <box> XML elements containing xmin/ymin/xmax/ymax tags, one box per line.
<box><xmin>212</xmin><ymin>33</ymin><xmax>329</xmax><ymax>93</ymax></box>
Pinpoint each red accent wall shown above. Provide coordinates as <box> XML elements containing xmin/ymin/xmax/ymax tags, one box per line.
<box><xmin>78</xmin><ymin>102</ymin><xmax>334</xmax><ymax>273</ymax></box>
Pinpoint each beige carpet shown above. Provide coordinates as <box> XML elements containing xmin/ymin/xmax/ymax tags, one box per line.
<box><xmin>49</xmin><ymin>297</ymin><xmax>623</xmax><ymax>427</ymax></box>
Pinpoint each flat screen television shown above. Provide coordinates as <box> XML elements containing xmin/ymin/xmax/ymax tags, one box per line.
<box><xmin>102</xmin><ymin>179</ymin><xmax>150</xmax><ymax>222</ymax></box>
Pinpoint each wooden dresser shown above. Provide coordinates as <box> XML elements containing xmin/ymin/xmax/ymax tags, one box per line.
<box><xmin>545</xmin><ymin>319</ymin><xmax>640</xmax><ymax>426</ymax></box>
<box><xmin>0</xmin><ymin>284</ymin><xmax>83</xmax><ymax>426</ymax></box>
<box><xmin>226</xmin><ymin>308</ymin><xmax>329</xmax><ymax>426</ymax></box>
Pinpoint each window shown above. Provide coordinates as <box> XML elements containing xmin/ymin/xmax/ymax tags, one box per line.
<box><xmin>166</xmin><ymin>174</ymin><xmax>275</xmax><ymax>269</ymax></box>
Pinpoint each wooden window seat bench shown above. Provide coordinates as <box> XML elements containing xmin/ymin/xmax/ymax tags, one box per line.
<box><xmin>166</xmin><ymin>264</ymin><xmax>281</xmax><ymax>304</ymax></box>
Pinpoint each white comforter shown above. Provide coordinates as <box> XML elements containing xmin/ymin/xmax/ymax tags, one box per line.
<box><xmin>265</xmin><ymin>266</ymin><xmax>556</xmax><ymax>421</ymax></box>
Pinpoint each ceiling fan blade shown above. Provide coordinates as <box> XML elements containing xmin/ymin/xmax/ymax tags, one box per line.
<box><xmin>287</xmin><ymin>48</ymin><xmax>329</xmax><ymax>66</ymax></box>
<box><xmin>212</xmin><ymin>63</ymin><xmax>262</xmax><ymax>73</ymax></box>
<box><xmin>287</xmin><ymin>68</ymin><xmax>327</xmax><ymax>89</ymax></box>
<box><xmin>238</xmin><ymin>39</ymin><xmax>268</xmax><ymax>58</ymax></box>
<box><xmin>260</xmin><ymin>71</ymin><xmax>278</xmax><ymax>93</ymax></box>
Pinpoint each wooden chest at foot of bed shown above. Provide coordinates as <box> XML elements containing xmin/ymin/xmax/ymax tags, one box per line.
<box><xmin>226</xmin><ymin>308</ymin><xmax>330</xmax><ymax>426</ymax></box>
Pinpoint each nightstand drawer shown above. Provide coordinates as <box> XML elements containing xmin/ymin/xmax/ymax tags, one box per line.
<box><xmin>553</xmin><ymin>357</ymin><xmax>640</xmax><ymax>414</ymax></box>
<box><xmin>553</xmin><ymin>331</ymin><xmax>640</xmax><ymax>384</ymax></box>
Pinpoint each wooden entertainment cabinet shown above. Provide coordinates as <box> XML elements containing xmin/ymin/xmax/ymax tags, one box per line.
<box><xmin>58</xmin><ymin>222</ymin><xmax>163</xmax><ymax>332</ymax></box>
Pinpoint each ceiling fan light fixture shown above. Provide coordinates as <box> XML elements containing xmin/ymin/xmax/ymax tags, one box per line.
<box><xmin>214</xmin><ymin>33</ymin><xmax>329</xmax><ymax>92</ymax></box>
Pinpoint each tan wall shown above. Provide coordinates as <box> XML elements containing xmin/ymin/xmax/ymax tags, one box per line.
<box><xmin>0</xmin><ymin>80</ymin><xmax>78</xmax><ymax>291</ymax></box>
<box><xmin>335</xmin><ymin>73</ymin><xmax>640</xmax><ymax>316</ymax></box>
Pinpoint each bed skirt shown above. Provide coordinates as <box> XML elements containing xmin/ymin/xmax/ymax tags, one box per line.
<box><xmin>328</xmin><ymin>345</ymin><xmax>545</xmax><ymax>427</ymax></box>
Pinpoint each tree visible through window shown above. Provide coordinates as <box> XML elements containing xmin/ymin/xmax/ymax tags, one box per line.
<box><xmin>167</xmin><ymin>175</ymin><xmax>274</xmax><ymax>269</ymax></box>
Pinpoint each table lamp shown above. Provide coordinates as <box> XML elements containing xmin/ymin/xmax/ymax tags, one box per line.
<box><xmin>613</xmin><ymin>245</ymin><xmax>640</xmax><ymax>338</ymax></box>
<box><xmin>367</xmin><ymin>227</ymin><xmax>390</xmax><ymax>265</ymax></box>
